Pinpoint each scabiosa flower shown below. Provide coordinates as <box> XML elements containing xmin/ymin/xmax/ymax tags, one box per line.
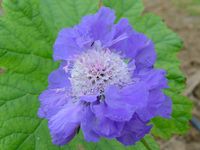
<box><xmin>38</xmin><ymin>7</ymin><xmax>172</xmax><ymax>146</ymax></box>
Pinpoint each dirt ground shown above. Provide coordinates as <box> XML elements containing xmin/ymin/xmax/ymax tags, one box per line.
<box><xmin>0</xmin><ymin>0</ymin><xmax>200</xmax><ymax>150</ymax></box>
<box><xmin>143</xmin><ymin>0</ymin><xmax>200</xmax><ymax>150</ymax></box>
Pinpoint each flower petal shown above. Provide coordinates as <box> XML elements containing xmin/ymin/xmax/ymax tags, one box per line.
<box><xmin>80</xmin><ymin>94</ymin><xmax>98</xmax><ymax>103</ymax></box>
<box><xmin>136</xmin><ymin>69</ymin><xmax>168</xmax><ymax>90</ymax></box>
<box><xmin>137</xmin><ymin>89</ymin><xmax>172</xmax><ymax>121</ymax></box>
<box><xmin>92</xmin><ymin>102</ymin><xmax>135</xmax><ymax>122</ymax></box>
<box><xmin>105</xmin><ymin>82</ymin><xmax>149</xmax><ymax>109</ymax></box>
<box><xmin>135</xmin><ymin>40</ymin><xmax>156</xmax><ymax>69</ymax></box>
<box><xmin>53</xmin><ymin>28</ymin><xmax>87</xmax><ymax>61</ymax></box>
<box><xmin>94</xmin><ymin>117</ymin><xmax>124</xmax><ymax>138</ymax></box>
<box><xmin>79</xmin><ymin>7</ymin><xmax>116</xmax><ymax>46</ymax></box>
<box><xmin>38</xmin><ymin>89</ymin><xmax>69</xmax><ymax>119</ymax></box>
<box><xmin>111</xmin><ymin>20</ymin><xmax>156</xmax><ymax>68</ymax></box>
<box><xmin>48</xmin><ymin>103</ymin><xmax>83</xmax><ymax>145</ymax></box>
<box><xmin>81</xmin><ymin>106</ymin><xmax>100</xmax><ymax>142</ymax></box>
<box><xmin>48</xmin><ymin>67</ymin><xmax>71</xmax><ymax>89</ymax></box>
<box><xmin>155</xmin><ymin>95</ymin><xmax>172</xmax><ymax>118</ymax></box>
<box><xmin>116</xmin><ymin>114</ymin><xmax>152</xmax><ymax>146</ymax></box>
<box><xmin>114</xmin><ymin>18</ymin><xmax>134</xmax><ymax>37</ymax></box>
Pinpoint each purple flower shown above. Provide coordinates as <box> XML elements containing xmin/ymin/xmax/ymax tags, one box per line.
<box><xmin>38</xmin><ymin>7</ymin><xmax>172</xmax><ymax>146</ymax></box>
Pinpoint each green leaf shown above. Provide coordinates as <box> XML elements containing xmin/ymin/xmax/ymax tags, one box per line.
<box><xmin>0</xmin><ymin>0</ymin><xmax>192</xmax><ymax>150</ymax></box>
<box><xmin>102</xmin><ymin>0</ymin><xmax>144</xmax><ymax>22</ymax></box>
<box><xmin>67</xmin><ymin>133</ymin><xmax>159</xmax><ymax>150</ymax></box>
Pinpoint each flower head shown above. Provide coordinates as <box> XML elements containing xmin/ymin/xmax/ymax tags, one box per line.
<box><xmin>38</xmin><ymin>7</ymin><xmax>172</xmax><ymax>146</ymax></box>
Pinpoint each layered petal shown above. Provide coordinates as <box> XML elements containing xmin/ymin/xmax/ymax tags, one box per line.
<box><xmin>94</xmin><ymin>117</ymin><xmax>124</xmax><ymax>138</ymax></box>
<box><xmin>81</xmin><ymin>106</ymin><xmax>100</xmax><ymax>142</ymax></box>
<box><xmin>116</xmin><ymin>114</ymin><xmax>152</xmax><ymax>146</ymax></box>
<box><xmin>38</xmin><ymin>89</ymin><xmax>69</xmax><ymax>119</ymax></box>
<box><xmin>79</xmin><ymin>7</ymin><xmax>116</xmax><ymax>46</ymax></box>
<box><xmin>136</xmin><ymin>69</ymin><xmax>168</xmax><ymax>90</ymax></box>
<box><xmin>111</xmin><ymin>23</ymin><xmax>156</xmax><ymax>69</ymax></box>
<box><xmin>48</xmin><ymin>67</ymin><xmax>71</xmax><ymax>89</ymax></box>
<box><xmin>53</xmin><ymin>7</ymin><xmax>116</xmax><ymax>61</ymax></box>
<box><xmin>105</xmin><ymin>82</ymin><xmax>149</xmax><ymax>109</ymax></box>
<box><xmin>91</xmin><ymin>102</ymin><xmax>135</xmax><ymax>122</ymax></box>
<box><xmin>134</xmin><ymin>40</ymin><xmax>156</xmax><ymax>69</ymax></box>
<box><xmin>137</xmin><ymin>89</ymin><xmax>172</xmax><ymax>121</ymax></box>
<box><xmin>48</xmin><ymin>102</ymin><xmax>83</xmax><ymax>145</ymax></box>
<box><xmin>80</xmin><ymin>94</ymin><xmax>98</xmax><ymax>103</ymax></box>
<box><xmin>113</xmin><ymin>18</ymin><xmax>135</xmax><ymax>37</ymax></box>
<box><xmin>154</xmin><ymin>95</ymin><xmax>172</xmax><ymax>118</ymax></box>
<box><xmin>53</xmin><ymin>28</ymin><xmax>85</xmax><ymax>61</ymax></box>
<box><xmin>90</xmin><ymin>82</ymin><xmax>148</xmax><ymax>122</ymax></box>
<box><xmin>90</xmin><ymin>103</ymin><xmax>125</xmax><ymax>138</ymax></box>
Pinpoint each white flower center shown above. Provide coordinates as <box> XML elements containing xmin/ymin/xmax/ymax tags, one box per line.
<box><xmin>70</xmin><ymin>42</ymin><xmax>133</xmax><ymax>97</ymax></box>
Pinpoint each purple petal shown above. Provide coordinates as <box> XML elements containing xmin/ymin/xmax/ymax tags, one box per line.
<box><xmin>155</xmin><ymin>96</ymin><xmax>172</xmax><ymax>118</ymax></box>
<box><xmin>94</xmin><ymin>117</ymin><xmax>124</xmax><ymax>138</ymax></box>
<box><xmin>137</xmin><ymin>89</ymin><xmax>172</xmax><ymax>121</ymax></box>
<box><xmin>105</xmin><ymin>82</ymin><xmax>149</xmax><ymax>109</ymax></box>
<box><xmin>79</xmin><ymin>7</ymin><xmax>116</xmax><ymax>46</ymax></box>
<box><xmin>48</xmin><ymin>103</ymin><xmax>83</xmax><ymax>145</ymax></box>
<box><xmin>111</xmin><ymin>29</ymin><xmax>156</xmax><ymax>67</ymax></box>
<box><xmin>116</xmin><ymin>114</ymin><xmax>152</xmax><ymax>146</ymax></box>
<box><xmin>38</xmin><ymin>89</ymin><xmax>69</xmax><ymax>119</ymax></box>
<box><xmin>81</xmin><ymin>106</ymin><xmax>100</xmax><ymax>142</ymax></box>
<box><xmin>106</xmin><ymin>18</ymin><xmax>134</xmax><ymax>48</ymax></box>
<box><xmin>80</xmin><ymin>94</ymin><xmax>98</xmax><ymax>103</ymax></box>
<box><xmin>114</xmin><ymin>18</ymin><xmax>134</xmax><ymax>37</ymax></box>
<box><xmin>53</xmin><ymin>28</ymin><xmax>85</xmax><ymax>61</ymax></box>
<box><xmin>91</xmin><ymin>102</ymin><xmax>135</xmax><ymax>122</ymax></box>
<box><xmin>48</xmin><ymin>67</ymin><xmax>71</xmax><ymax>89</ymax></box>
<box><xmin>135</xmin><ymin>40</ymin><xmax>156</xmax><ymax>69</ymax></box>
<box><xmin>136</xmin><ymin>69</ymin><xmax>168</xmax><ymax>90</ymax></box>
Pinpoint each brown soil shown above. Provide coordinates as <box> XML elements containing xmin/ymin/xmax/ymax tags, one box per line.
<box><xmin>143</xmin><ymin>0</ymin><xmax>200</xmax><ymax>150</ymax></box>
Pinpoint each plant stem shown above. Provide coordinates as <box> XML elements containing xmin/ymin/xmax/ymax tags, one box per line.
<box><xmin>141</xmin><ymin>138</ymin><xmax>152</xmax><ymax>150</ymax></box>
<box><xmin>98</xmin><ymin>0</ymin><xmax>103</xmax><ymax>8</ymax></box>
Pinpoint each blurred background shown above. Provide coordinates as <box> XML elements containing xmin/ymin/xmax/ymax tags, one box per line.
<box><xmin>143</xmin><ymin>0</ymin><xmax>200</xmax><ymax>150</ymax></box>
<box><xmin>0</xmin><ymin>0</ymin><xmax>200</xmax><ymax>150</ymax></box>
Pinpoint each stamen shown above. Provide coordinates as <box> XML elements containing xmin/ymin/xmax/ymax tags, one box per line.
<box><xmin>70</xmin><ymin>42</ymin><xmax>133</xmax><ymax>97</ymax></box>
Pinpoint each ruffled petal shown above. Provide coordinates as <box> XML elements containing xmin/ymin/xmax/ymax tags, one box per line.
<box><xmin>80</xmin><ymin>94</ymin><xmax>98</xmax><ymax>103</ymax></box>
<box><xmin>90</xmin><ymin>103</ymin><xmax>125</xmax><ymax>138</ymax></box>
<box><xmin>79</xmin><ymin>7</ymin><xmax>116</xmax><ymax>46</ymax></box>
<box><xmin>81</xmin><ymin>106</ymin><xmax>100</xmax><ymax>142</ymax></box>
<box><xmin>53</xmin><ymin>28</ymin><xmax>82</xmax><ymax>61</ymax></box>
<box><xmin>90</xmin><ymin>83</ymin><xmax>148</xmax><ymax>122</ymax></box>
<box><xmin>110</xmin><ymin>19</ymin><xmax>156</xmax><ymax>68</ymax></box>
<box><xmin>48</xmin><ymin>67</ymin><xmax>71</xmax><ymax>89</ymax></box>
<box><xmin>155</xmin><ymin>95</ymin><xmax>172</xmax><ymax>118</ymax></box>
<box><xmin>136</xmin><ymin>69</ymin><xmax>168</xmax><ymax>90</ymax></box>
<box><xmin>91</xmin><ymin>102</ymin><xmax>135</xmax><ymax>122</ymax></box>
<box><xmin>135</xmin><ymin>40</ymin><xmax>156</xmax><ymax>69</ymax></box>
<box><xmin>48</xmin><ymin>103</ymin><xmax>83</xmax><ymax>145</ymax></box>
<box><xmin>116</xmin><ymin>114</ymin><xmax>152</xmax><ymax>146</ymax></box>
<box><xmin>38</xmin><ymin>89</ymin><xmax>69</xmax><ymax>119</ymax></box>
<box><xmin>94</xmin><ymin>117</ymin><xmax>124</xmax><ymax>138</ymax></box>
<box><xmin>114</xmin><ymin>18</ymin><xmax>134</xmax><ymax>37</ymax></box>
<box><xmin>53</xmin><ymin>7</ymin><xmax>117</xmax><ymax>61</ymax></box>
<box><xmin>137</xmin><ymin>89</ymin><xmax>172</xmax><ymax>121</ymax></box>
<box><xmin>105</xmin><ymin>82</ymin><xmax>149</xmax><ymax>109</ymax></box>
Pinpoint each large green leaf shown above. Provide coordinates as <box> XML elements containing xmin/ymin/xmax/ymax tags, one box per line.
<box><xmin>0</xmin><ymin>0</ymin><xmax>192</xmax><ymax>149</ymax></box>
